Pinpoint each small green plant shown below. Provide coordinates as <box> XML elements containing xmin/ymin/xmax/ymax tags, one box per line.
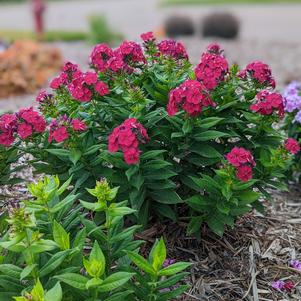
<box><xmin>126</xmin><ymin>238</ymin><xmax>191</xmax><ymax>301</ymax></box>
<box><xmin>88</xmin><ymin>15</ymin><xmax>123</xmax><ymax>45</ymax></box>
<box><xmin>0</xmin><ymin>176</ymin><xmax>190</xmax><ymax>301</ymax></box>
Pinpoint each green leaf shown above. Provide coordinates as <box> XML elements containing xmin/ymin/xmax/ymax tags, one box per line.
<box><xmin>143</xmin><ymin>160</ymin><xmax>172</xmax><ymax>170</ymax></box>
<box><xmin>73</xmin><ymin>227</ymin><xmax>86</xmax><ymax>249</ymax></box>
<box><xmin>237</xmin><ymin>190</ymin><xmax>260</xmax><ymax>204</ymax></box>
<box><xmin>190</xmin><ymin>144</ymin><xmax>222</xmax><ymax>158</ymax></box>
<box><xmin>151</xmin><ymin>238</ymin><xmax>166</xmax><ymax>271</ymax></box>
<box><xmin>69</xmin><ymin>149</ymin><xmax>82</xmax><ymax>165</ymax></box>
<box><xmin>57</xmin><ymin>176</ymin><xmax>73</xmax><ymax>195</ymax></box>
<box><xmin>140</xmin><ymin>150</ymin><xmax>166</xmax><ymax>161</ymax></box>
<box><xmin>39</xmin><ymin>250</ymin><xmax>71</xmax><ymax>277</ymax></box>
<box><xmin>127</xmin><ymin>251</ymin><xmax>156</xmax><ymax>275</ymax></box>
<box><xmin>182</xmin><ymin>119</ymin><xmax>193</xmax><ymax>134</ymax></box>
<box><xmin>153</xmin><ymin>203</ymin><xmax>177</xmax><ymax>222</ymax></box>
<box><xmin>194</xmin><ymin>130</ymin><xmax>229</xmax><ymax>141</ymax></box>
<box><xmin>104</xmin><ymin>291</ymin><xmax>133</xmax><ymax>301</ymax></box>
<box><xmin>31</xmin><ymin>279</ymin><xmax>44</xmax><ymax>300</ymax></box>
<box><xmin>53</xmin><ymin>220</ymin><xmax>70</xmax><ymax>250</ymax></box>
<box><xmin>187</xmin><ymin>216</ymin><xmax>203</xmax><ymax>235</ymax></box>
<box><xmin>109</xmin><ymin>206</ymin><xmax>136</xmax><ymax>217</ymax></box>
<box><xmin>159</xmin><ymin>285</ymin><xmax>189</xmax><ymax>300</ymax></box>
<box><xmin>54</xmin><ymin>273</ymin><xmax>88</xmax><ymax>290</ymax></box>
<box><xmin>46</xmin><ymin>149</ymin><xmax>70</xmax><ymax>158</ymax></box>
<box><xmin>150</xmin><ymin>190</ymin><xmax>182</xmax><ymax>204</ymax></box>
<box><xmin>0</xmin><ymin>264</ymin><xmax>22</xmax><ymax>278</ymax></box>
<box><xmin>207</xmin><ymin>215</ymin><xmax>225</xmax><ymax>237</ymax></box>
<box><xmin>50</xmin><ymin>194</ymin><xmax>79</xmax><ymax>213</ymax></box>
<box><xmin>198</xmin><ymin>117</ymin><xmax>224</xmax><ymax>130</ymax></box>
<box><xmin>80</xmin><ymin>200</ymin><xmax>105</xmax><ymax>212</ymax></box>
<box><xmin>45</xmin><ymin>282</ymin><xmax>62</xmax><ymax>301</ymax></box>
<box><xmin>20</xmin><ymin>264</ymin><xmax>37</xmax><ymax>280</ymax></box>
<box><xmin>186</xmin><ymin>195</ymin><xmax>207</xmax><ymax>212</ymax></box>
<box><xmin>125</xmin><ymin>165</ymin><xmax>139</xmax><ymax>181</ymax></box>
<box><xmin>98</xmin><ymin>272</ymin><xmax>134</xmax><ymax>292</ymax></box>
<box><xmin>85</xmin><ymin>278</ymin><xmax>103</xmax><ymax>290</ymax></box>
<box><xmin>158</xmin><ymin>262</ymin><xmax>192</xmax><ymax>276</ymax></box>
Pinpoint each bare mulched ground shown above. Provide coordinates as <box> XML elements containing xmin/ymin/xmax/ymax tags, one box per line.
<box><xmin>139</xmin><ymin>187</ymin><xmax>301</xmax><ymax>301</ymax></box>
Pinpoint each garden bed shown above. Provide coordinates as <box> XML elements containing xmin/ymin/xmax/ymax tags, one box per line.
<box><xmin>139</xmin><ymin>187</ymin><xmax>301</xmax><ymax>300</ymax></box>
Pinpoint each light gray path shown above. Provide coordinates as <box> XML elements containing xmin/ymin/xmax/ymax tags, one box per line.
<box><xmin>0</xmin><ymin>0</ymin><xmax>301</xmax><ymax>42</ymax></box>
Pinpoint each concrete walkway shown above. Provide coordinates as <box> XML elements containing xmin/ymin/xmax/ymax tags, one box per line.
<box><xmin>0</xmin><ymin>0</ymin><xmax>301</xmax><ymax>42</ymax></box>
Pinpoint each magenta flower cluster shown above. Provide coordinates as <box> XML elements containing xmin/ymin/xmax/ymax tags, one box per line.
<box><xmin>50</xmin><ymin>62</ymin><xmax>109</xmax><ymax>102</ymax></box>
<box><xmin>194</xmin><ymin>43</ymin><xmax>228</xmax><ymax>90</ymax></box>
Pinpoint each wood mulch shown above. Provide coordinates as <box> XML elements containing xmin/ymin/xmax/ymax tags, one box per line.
<box><xmin>140</xmin><ymin>187</ymin><xmax>301</xmax><ymax>301</ymax></box>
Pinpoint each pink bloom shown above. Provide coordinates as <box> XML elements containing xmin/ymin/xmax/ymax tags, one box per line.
<box><xmin>108</xmin><ymin>118</ymin><xmax>149</xmax><ymax>164</ymax></box>
<box><xmin>50</xmin><ymin>72</ymin><xmax>68</xmax><ymax>89</ymax></box>
<box><xmin>195</xmin><ymin>44</ymin><xmax>228</xmax><ymax>90</ymax></box>
<box><xmin>17</xmin><ymin>123</ymin><xmax>33</xmax><ymax>139</ymax></box>
<box><xmin>95</xmin><ymin>81</ymin><xmax>109</xmax><ymax>96</ymax></box>
<box><xmin>236</xmin><ymin>165</ymin><xmax>253</xmax><ymax>182</ymax></box>
<box><xmin>117</xmin><ymin>41</ymin><xmax>145</xmax><ymax>64</ymax></box>
<box><xmin>71</xmin><ymin>119</ymin><xmax>87</xmax><ymax>131</ymax></box>
<box><xmin>84</xmin><ymin>72</ymin><xmax>98</xmax><ymax>85</ymax></box>
<box><xmin>239</xmin><ymin>61</ymin><xmax>275</xmax><ymax>88</ymax></box>
<box><xmin>226</xmin><ymin>147</ymin><xmax>255</xmax><ymax>182</ymax></box>
<box><xmin>17</xmin><ymin>107</ymin><xmax>46</xmax><ymax>133</ymax></box>
<box><xmin>51</xmin><ymin>126</ymin><xmax>69</xmax><ymax>143</ymax></box>
<box><xmin>250</xmin><ymin>91</ymin><xmax>284</xmax><ymax>117</ymax></box>
<box><xmin>90</xmin><ymin>43</ymin><xmax>114</xmax><ymax>72</ymax></box>
<box><xmin>141</xmin><ymin>31</ymin><xmax>155</xmax><ymax>42</ymax></box>
<box><xmin>167</xmin><ymin>80</ymin><xmax>215</xmax><ymax>117</ymax></box>
<box><xmin>157</xmin><ymin>40</ymin><xmax>188</xmax><ymax>60</ymax></box>
<box><xmin>62</xmin><ymin>61</ymin><xmax>79</xmax><ymax>73</ymax></box>
<box><xmin>0</xmin><ymin>113</ymin><xmax>16</xmax><ymax>146</ymax></box>
<box><xmin>107</xmin><ymin>55</ymin><xmax>125</xmax><ymax>72</ymax></box>
<box><xmin>285</xmin><ymin>138</ymin><xmax>300</xmax><ymax>154</ymax></box>
<box><xmin>0</xmin><ymin>132</ymin><xmax>14</xmax><ymax>146</ymax></box>
<box><xmin>226</xmin><ymin>147</ymin><xmax>255</xmax><ymax>168</ymax></box>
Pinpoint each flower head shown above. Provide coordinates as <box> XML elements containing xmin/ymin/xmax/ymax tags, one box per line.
<box><xmin>226</xmin><ymin>147</ymin><xmax>255</xmax><ymax>182</ymax></box>
<box><xmin>195</xmin><ymin>44</ymin><xmax>228</xmax><ymax>90</ymax></box>
<box><xmin>284</xmin><ymin>138</ymin><xmax>300</xmax><ymax>154</ymax></box>
<box><xmin>48</xmin><ymin>116</ymin><xmax>87</xmax><ymax>143</ymax></box>
<box><xmin>90</xmin><ymin>43</ymin><xmax>114</xmax><ymax>72</ymax></box>
<box><xmin>157</xmin><ymin>39</ymin><xmax>188</xmax><ymax>60</ymax></box>
<box><xmin>0</xmin><ymin>113</ymin><xmax>16</xmax><ymax>146</ymax></box>
<box><xmin>283</xmin><ymin>81</ymin><xmax>301</xmax><ymax>113</ymax></box>
<box><xmin>108</xmin><ymin>118</ymin><xmax>149</xmax><ymax>164</ymax></box>
<box><xmin>167</xmin><ymin>79</ymin><xmax>215</xmax><ymax>117</ymax></box>
<box><xmin>250</xmin><ymin>90</ymin><xmax>284</xmax><ymax>117</ymax></box>
<box><xmin>141</xmin><ymin>31</ymin><xmax>155</xmax><ymax>42</ymax></box>
<box><xmin>239</xmin><ymin>61</ymin><xmax>275</xmax><ymax>88</ymax></box>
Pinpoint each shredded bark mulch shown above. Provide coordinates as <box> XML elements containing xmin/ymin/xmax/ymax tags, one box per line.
<box><xmin>139</xmin><ymin>186</ymin><xmax>301</xmax><ymax>301</ymax></box>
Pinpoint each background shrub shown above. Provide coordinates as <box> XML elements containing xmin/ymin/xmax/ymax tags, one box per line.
<box><xmin>202</xmin><ymin>12</ymin><xmax>240</xmax><ymax>39</ymax></box>
<box><xmin>165</xmin><ymin>15</ymin><xmax>195</xmax><ymax>38</ymax></box>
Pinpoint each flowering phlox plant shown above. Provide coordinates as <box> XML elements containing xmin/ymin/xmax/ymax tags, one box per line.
<box><xmin>1</xmin><ymin>35</ymin><xmax>297</xmax><ymax>236</ymax></box>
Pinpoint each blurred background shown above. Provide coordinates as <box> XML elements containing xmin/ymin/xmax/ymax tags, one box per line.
<box><xmin>1</xmin><ymin>0</ymin><xmax>301</xmax><ymax>111</ymax></box>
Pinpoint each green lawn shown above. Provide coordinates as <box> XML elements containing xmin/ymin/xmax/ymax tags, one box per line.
<box><xmin>162</xmin><ymin>0</ymin><xmax>301</xmax><ymax>5</ymax></box>
<box><xmin>0</xmin><ymin>30</ymin><xmax>87</xmax><ymax>42</ymax></box>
